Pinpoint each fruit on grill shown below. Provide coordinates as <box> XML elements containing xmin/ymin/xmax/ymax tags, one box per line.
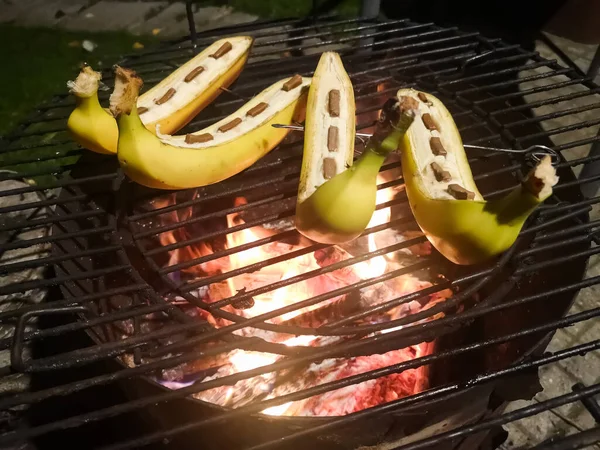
<box><xmin>110</xmin><ymin>67</ymin><xmax>309</xmax><ymax>189</ymax></box>
<box><xmin>67</xmin><ymin>36</ymin><xmax>253</xmax><ymax>154</ymax></box>
<box><xmin>397</xmin><ymin>88</ymin><xmax>559</xmax><ymax>265</ymax></box>
<box><xmin>295</xmin><ymin>60</ymin><xmax>415</xmax><ymax>248</ymax></box>
<box><xmin>67</xmin><ymin>66</ymin><xmax>119</xmax><ymax>155</ymax></box>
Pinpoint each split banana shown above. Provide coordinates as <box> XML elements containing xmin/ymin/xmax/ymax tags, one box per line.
<box><xmin>67</xmin><ymin>36</ymin><xmax>253</xmax><ymax>155</ymax></box>
<box><xmin>296</xmin><ymin>52</ymin><xmax>415</xmax><ymax>244</ymax></box>
<box><xmin>397</xmin><ymin>88</ymin><xmax>559</xmax><ymax>265</ymax></box>
<box><xmin>110</xmin><ymin>67</ymin><xmax>310</xmax><ymax>190</ymax></box>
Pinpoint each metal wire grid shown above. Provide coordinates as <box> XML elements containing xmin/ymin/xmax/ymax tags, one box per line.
<box><xmin>0</xmin><ymin>16</ymin><xmax>599</xmax><ymax>450</ymax></box>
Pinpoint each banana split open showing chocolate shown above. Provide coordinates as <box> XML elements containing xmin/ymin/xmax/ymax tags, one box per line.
<box><xmin>398</xmin><ymin>88</ymin><xmax>559</xmax><ymax>265</ymax></box>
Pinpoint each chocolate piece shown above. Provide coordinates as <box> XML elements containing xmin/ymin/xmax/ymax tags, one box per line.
<box><xmin>328</xmin><ymin>89</ymin><xmax>340</xmax><ymax>117</ymax></box>
<box><xmin>430</xmin><ymin>162</ymin><xmax>451</xmax><ymax>182</ymax></box>
<box><xmin>447</xmin><ymin>184</ymin><xmax>475</xmax><ymax>200</ymax></box>
<box><xmin>430</xmin><ymin>137</ymin><xmax>447</xmax><ymax>156</ymax></box>
<box><xmin>184</xmin><ymin>66</ymin><xmax>204</xmax><ymax>82</ymax></box>
<box><xmin>154</xmin><ymin>88</ymin><xmax>176</xmax><ymax>105</ymax></box>
<box><xmin>246</xmin><ymin>102</ymin><xmax>268</xmax><ymax>117</ymax></box>
<box><xmin>417</xmin><ymin>92</ymin><xmax>429</xmax><ymax>103</ymax></box>
<box><xmin>323</xmin><ymin>158</ymin><xmax>337</xmax><ymax>179</ymax></box>
<box><xmin>218</xmin><ymin>117</ymin><xmax>242</xmax><ymax>133</ymax></box>
<box><xmin>282</xmin><ymin>74</ymin><xmax>302</xmax><ymax>91</ymax></box>
<box><xmin>398</xmin><ymin>95</ymin><xmax>419</xmax><ymax>113</ymax></box>
<box><xmin>185</xmin><ymin>133</ymin><xmax>213</xmax><ymax>144</ymax></box>
<box><xmin>422</xmin><ymin>113</ymin><xmax>438</xmax><ymax>131</ymax></box>
<box><xmin>327</xmin><ymin>126</ymin><xmax>339</xmax><ymax>152</ymax></box>
<box><xmin>210</xmin><ymin>41</ymin><xmax>232</xmax><ymax>59</ymax></box>
<box><xmin>137</xmin><ymin>106</ymin><xmax>148</xmax><ymax>115</ymax></box>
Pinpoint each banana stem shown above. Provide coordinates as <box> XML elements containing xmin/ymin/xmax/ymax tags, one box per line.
<box><xmin>109</xmin><ymin>66</ymin><xmax>144</xmax><ymax>118</ymax></box>
<box><xmin>368</xmin><ymin>108</ymin><xmax>415</xmax><ymax>156</ymax></box>
<box><xmin>485</xmin><ymin>185</ymin><xmax>541</xmax><ymax>226</ymax></box>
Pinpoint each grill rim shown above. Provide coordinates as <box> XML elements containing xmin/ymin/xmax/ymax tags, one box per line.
<box><xmin>0</xmin><ymin>10</ymin><xmax>593</xmax><ymax>450</ymax></box>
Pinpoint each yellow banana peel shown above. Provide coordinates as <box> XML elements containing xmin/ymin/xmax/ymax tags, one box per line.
<box><xmin>296</xmin><ymin>51</ymin><xmax>415</xmax><ymax>247</ymax></box>
<box><xmin>397</xmin><ymin>88</ymin><xmax>559</xmax><ymax>265</ymax></box>
<box><xmin>67</xmin><ymin>67</ymin><xmax>119</xmax><ymax>155</ymax></box>
<box><xmin>67</xmin><ymin>36</ymin><xmax>253</xmax><ymax>155</ymax></box>
<box><xmin>110</xmin><ymin>67</ymin><xmax>309</xmax><ymax>190</ymax></box>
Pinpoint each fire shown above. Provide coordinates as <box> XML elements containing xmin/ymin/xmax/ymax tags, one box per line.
<box><xmin>354</xmin><ymin>181</ymin><xmax>393</xmax><ymax>279</ymax></box>
<box><xmin>262</xmin><ymin>402</ymin><xmax>294</xmax><ymax>416</ymax></box>
<box><xmin>229</xmin><ymin>349</ymin><xmax>279</xmax><ymax>372</ymax></box>
<box><xmin>220</xmin><ymin>186</ymin><xmax>394</xmax><ymax>325</ymax></box>
<box><xmin>150</xmin><ymin>145</ymin><xmax>446</xmax><ymax>416</ymax></box>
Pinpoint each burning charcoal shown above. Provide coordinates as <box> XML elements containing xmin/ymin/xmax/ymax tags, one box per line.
<box><xmin>154</xmin><ymin>88</ymin><xmax>176</xmax><ymax>105</ymax></box>
<box><xmin>265</xmin><ymin>343</ymin><xmax>434</xmax><ymax>416</ymax></box>
<box><xmin>161</xmin><ymin>353</ymin><xmax>228</xmax><ymax>381</ymax></box>
<box><xmin>281</xmin><ymin>291</ymin><xmax>362</xmax><ymax>328</ymax></box>
<box><xmin>246</xmin><ymin>102</ymin><xmax>268</xmax><ymax>117</ymax></box>
<box><xmin>327</xmin><ymin>89</ymin><xmax>340</xmax><ymax>116</ymax></box>
<box><xmin>184</xmin><ymin>66</ymin><xmax>205</xmax><ymax>82</ymax></box>
<box><xmin>313</xmin><ymin>246</ymin><xmax>361</xmax><ymax>285</ymax></box>
<box><xmin>210</xmin><ymin>41</ymin><xmax>232</xmax><ymax>59</ymax></box>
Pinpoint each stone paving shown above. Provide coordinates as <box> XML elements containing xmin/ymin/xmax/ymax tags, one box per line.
<box><xmin>0</xmin><ymin>0</ymin><xmax>258</xmax><ymax>36</ymax></box>
<box><xmin>499</xmin><ymin>33</ymin><xmax>600</xmax><ymax>450</ymax></box>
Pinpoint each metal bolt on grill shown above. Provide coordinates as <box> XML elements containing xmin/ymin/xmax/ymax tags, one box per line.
<box><xmin>0</xmin><ymin>6</ymin><xmax>599</xmax><ymax>450</ymax></box>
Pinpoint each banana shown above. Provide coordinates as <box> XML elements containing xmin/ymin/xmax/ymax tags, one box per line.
<box><xmin>397</xmin><ymin>88</ymin><xmax>559</xmax><ymax>265</ymax></box>
<box><xmin>296</xmin><ymin>65</ymin><xmax>415</xmax><ymax>248</ymax></box>
<box><xmin>67</xmin><ymin>66</ymin><xmax>119</xmax><ymax>155</ymax></box>
<box><xmin>110</xmin><ymin>67</ymin><xmax>310</xmax><ymax>190</ymax></box>
<box><xmin>67</xmin><ymin>36</ymin><xmax>253</xmax><ymax>155</ymax></box>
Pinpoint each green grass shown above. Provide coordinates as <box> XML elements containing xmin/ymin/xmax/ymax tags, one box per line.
<box><xmin>0</xmin><ymin>24</ymin><xmax>157</xmax><ymax>137</ymax></box>
<box><xmin>203</xmin><ymin>0</ymin><xmax>360</xmax><ymax>19</ymax></box>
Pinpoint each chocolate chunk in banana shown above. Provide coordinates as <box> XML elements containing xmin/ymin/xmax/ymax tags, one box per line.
<box><xmin>155</xmin><ymin>88</ymin><xmax>176</xmax><ymax>105</ymax></box>
<box><xmin>211</xmin><ymin>42</ymin><xmax>232</xmax><ymax>59</ymax></box>
<box><xmin>185</xmin><ymin>133</ymin><xmax>214</xmax><ymax>144</ymax></box>
<box><xmin>218</xmin><ymin>118</ymin><xmax>242</xmax><ymax>133</ymax></box>
<box><xmin>246</xmin><ymin>102</ymin><xmax>268</xmax><ymax>117</ymax></box>
<box><xmin>184</xmin><ymin>66</ymin><xmax>205</xmax><ymax>82</ymax></box>
<box><xmin>447</xmin><ymin>184</ymin><xmax>475</xmax><ymax>200</ymax></box>
<box><xmin>430</xmin><ymin>137</ymin><xmax>447</xmax><ymax>156</ymax></box>
<box><xmin>328</xmin><ymin>90</ymin><xmax>340</xmax><ymax>117</ymax></box>
<box><xmin>422</xmin><ymin>113</ymin><xmax>438</xmax><ymax>131</ymax></box>
<box><xmin>327</xmin><ymin>126</ymin><xmax>339</xmax><ymax>152</ymax></box>
<box><xmin>431</xmin><ymin>162</ymin><xmax>451</xmax><ymax>182</ymax></box>
<box><xmin>323</xmin><ymin>158</ymin><xmax>337</xmax><ymax>179</ymax></box>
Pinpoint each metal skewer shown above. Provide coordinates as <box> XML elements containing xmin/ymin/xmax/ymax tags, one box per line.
<box><xmin>271</xmin><ymin>123</ymin><xmax>560</xmax><ymax>164</ymax></box>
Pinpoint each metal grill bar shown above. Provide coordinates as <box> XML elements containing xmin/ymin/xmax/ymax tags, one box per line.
<box><xmin>9</xmin><ymin>304</ymin><xmax>594</xmax><ymax>450</ymax></box>
<box><xmin>2</xmin><ymin>14</ymin><xmax>600</xmax><ymax>450</ymax></box>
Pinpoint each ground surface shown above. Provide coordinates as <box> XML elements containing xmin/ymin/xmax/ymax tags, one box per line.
<box><xmin>0</xmin><ymin>0</ymin><xmax>358</xmax><ymax>136</ymax></box>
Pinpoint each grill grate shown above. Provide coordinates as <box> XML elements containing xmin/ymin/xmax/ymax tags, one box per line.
<box><xmin>0</xmin><ymin>13</ymin><xmax>599</xmax><ymax>450</ymax></box>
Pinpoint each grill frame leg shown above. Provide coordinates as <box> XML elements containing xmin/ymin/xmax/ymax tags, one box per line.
<box><xmin>360</xmin><ymin>0</ymin><xmax>381</xmax><ymax>18</ymax></box>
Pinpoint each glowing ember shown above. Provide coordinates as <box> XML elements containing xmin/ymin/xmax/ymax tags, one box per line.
<box><xmin>144</xmin><ymin>152</ymin><xmax>450</xmax><ymax>417</ymax></box>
